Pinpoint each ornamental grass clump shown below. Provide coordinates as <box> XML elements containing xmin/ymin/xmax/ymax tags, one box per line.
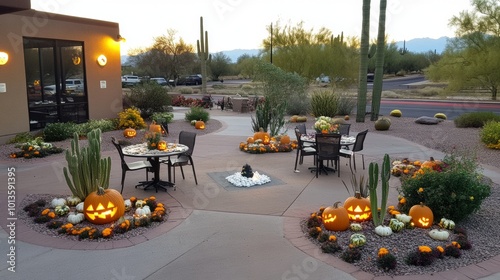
<box><xmin>398</xmin><ymin>151</ymin><xmax>491</xmax><ymax>223</ymax></box>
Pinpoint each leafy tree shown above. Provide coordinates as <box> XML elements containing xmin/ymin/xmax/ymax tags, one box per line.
<box><xmin>209</xmin><ymin>52</ymin><xmax>232</xmax><ymax>81</ymax></box>
<box><xmin>235</xmin><ymin>54</ymin><xmax>260</xmax><ymax>78</ymax></box>
<box><xmin>426</xmin><ymin>0</ymin><xmax>500</xmax><ymax>100</ymax></box>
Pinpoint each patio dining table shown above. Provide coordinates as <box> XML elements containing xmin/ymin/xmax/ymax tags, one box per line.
<box><xmin>122</xmin><ymin>142</ymin><xmax>188</xmax><ymax>192</ymax></box>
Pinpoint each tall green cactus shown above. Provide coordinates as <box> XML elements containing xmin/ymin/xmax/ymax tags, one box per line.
<box><xmin>197</xmin><ymin>16</ymin><xmax>211</xmax><ymax>94</ymax></box>
<box><xmin>63</xmin><ymin>129</ymin><xmax>111</xmax><ymax>200</ymax></box>
<box><xmin>368</xmin><ymin>154</ymin><xmax>391</xmax><ymax>226</ymax></box>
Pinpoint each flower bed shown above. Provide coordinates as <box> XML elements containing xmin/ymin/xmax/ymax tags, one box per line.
<box><xmin>9</xmin><ymin>137</ymin><xmax>63</xmax><ymax>159</ymax></box>
<box><xmin>239</xmin><ymin>141</ymin><xmax>296</xmax><ymax>154</ymax></box>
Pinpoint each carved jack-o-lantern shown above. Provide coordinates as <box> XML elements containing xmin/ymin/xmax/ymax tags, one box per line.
<box><xmin>322</xmin><ymin>201</ymin><xmax>350</xmax><ymax>231</ymax></box>
<box><xmin>344</xmin><ymin>192</ymin><xmax>372</xmax><ymax>222</ymax></box>
<box><xmin>195</xmin><ymin>120</ymin><xmax>205</xmax><ymax>130</ymax></box>
<box><xmin>84</xmin><ymin>187</ymin><xmax>125</xmax><ymax>225</ymax></box>
<box><xmin>157</xmin><ymin>140</ymin><xmax>167</xmax><ymax>151</ymax></box>
<box><xmin>409</xmin><ymin>202</ymin><xmax>434</xmax><ymax>228</ymax></box>
<box><xmin>123</xmin><ymin>128</ymin><xmax>137</xmax><ymax>138</ymax></box>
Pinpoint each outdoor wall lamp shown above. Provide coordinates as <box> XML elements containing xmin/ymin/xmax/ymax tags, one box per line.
<box><xmin>117</xmin><ymin>35</ymin><xmax>126</xmax><ymax>42</ymax></box>
<box><xmin>0</xmin><ymin>52</ymin><xmax>9</xmax><ymax>65</ymax></box>
<box><xmin>97</xmin><ymin>54</ymin><xmax>107</xmax><ymax>66</ymax></box>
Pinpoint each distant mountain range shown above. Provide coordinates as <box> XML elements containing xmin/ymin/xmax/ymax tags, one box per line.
<box><xmin>122</xmin><ymin>37</ymin><xmax>451</xmax><ymax>64</ymax></box>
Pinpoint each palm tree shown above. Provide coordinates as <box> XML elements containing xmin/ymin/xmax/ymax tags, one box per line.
<box><xmin>371</xmin><ymin>0</ymin><xmax>388</xmax><ymax>121</ymax></box>
<box><xmin>356</xmin><ymin>0</ymin><xmax>372</xmax><ymax>122</ymax></box>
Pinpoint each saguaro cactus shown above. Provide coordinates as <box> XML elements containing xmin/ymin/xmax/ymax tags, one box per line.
<box><xmin>368</xmin><ymin>153</ymin><xmax>391</xmax><ymax>227</ymax></box>
<box><xmin>197</xmin><ymin>16</ymin><xmax>211</xmax><ymax>94</ymax></box>
<box><xmin>63</xmin><ymin>129</ymin><xmax>111</xmax><ymax>200</ymax></box>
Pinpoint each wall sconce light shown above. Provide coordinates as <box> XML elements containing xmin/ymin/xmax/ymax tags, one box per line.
<box><xmin>0</xmin><ymin>52</ymin><xmax>9</xmax><ymax>65</ymax></box>
<box><xmin>117</xmin><ymin>35</ymin><xmax>126</xmax><ymax>42</ymax></box>
<box><xmin>97</xmin><ymin>54</ymin><xmax>107</xmax><ymax>66</ymax></box>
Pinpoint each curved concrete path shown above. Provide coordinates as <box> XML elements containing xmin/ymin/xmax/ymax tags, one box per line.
<box><xmin>1</xmin><ymin>108</ymin><xmax>499</xmax><ymax>280</ymax></box>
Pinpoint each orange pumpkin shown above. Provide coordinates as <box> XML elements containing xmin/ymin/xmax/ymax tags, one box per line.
<box><xmin>123</xmin><ymin>128</ymin><xmax>137</xmax><ymax>138</ymax></box>
<box><xmin>344</xmin><ymin>192</ymin><xmax>372</xmax><ymax>222</ymax></box>
<box><xmin>253</xmin><ymin>128</ymin><xmax>270</xmax><ymax>143</ymax></box>
<box><xmin>322</xmin><ymin>201</ymin><xmax>350</xmax><ymax>231</ymax></box>
<box><xmin>420</xmin><ymin>157</ymin><xmax>442</xmax><ymax>171</ymax></box>
<box><xmin>149</xmin><ymin>121</ymin><xmax>162</xmax><ymax>133</ymax></box>
<box><xmin>195</xmin><ymin>120</ymin><xmax>205</xmax><ymax>130</ymax></box>
<box><xmin>84</xmin><ymin>187</ymin><xmax>125</xmax><ymax>225</ymax></box>
<box><xmin>409</xmin><ymin>202</ymin><xmax>434</xmax><ymax>228</ymax></box>
<box><xmin>280</xmin><ymin>135</ymin><xmax>291</xmax><ymax>145</ymax></box>
<box><xmin>247</xmin><ymin>137</ymin><xmax>255</xmax><ymax>144</ymax></box>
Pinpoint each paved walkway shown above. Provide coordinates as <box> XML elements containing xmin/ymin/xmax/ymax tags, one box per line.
<box><xmin>1</xmin><ymin>108</ymin><xmax>499</xmax><ymax>280</ymax></box>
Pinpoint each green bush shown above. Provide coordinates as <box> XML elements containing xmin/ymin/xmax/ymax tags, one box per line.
<box><xmin>184</xmin><ymin>106</ymin><xmax>210</xmax><ymax>122</ymax></box>
<box><xmin>126</xmin><ymin>82</ymin><xmax>171</xmax><ymax>118</ymax></box>
<box><xmin>43</xmin><ymin>122</ymin><xmax>78</xmax><ymax>142</ymax></box>
<box><xmin>480</xmin><ymin>120</ymin><xmax>500</xmax><ymax>149</ymax></box>
<box><xmin>454</xmin><ymin>112</ymin><xmax>500</xmax><ymax>128</ymax></box>
<box><xmin>398</xmin><ymin>152</ymin><xmax>491</xmax><ymax>223</ymax></box>
<box><xmin>311</xmin><ymin>89</ymin><xmax>339</xmax><ymax>117</ymax></box>
<box><xmin>77</xmin><ymin>119</ymin><xmax>116</xmax><ymax>136</ymax></box>
<box><xmin>179</xmin><ymin>87</ymin><xmax>193</xmax><ymax>94</ymax></box>
<box><xmin>7</xmin><ymin>132</ymin><xmax>34</xmax><ymax>144</ymax></box>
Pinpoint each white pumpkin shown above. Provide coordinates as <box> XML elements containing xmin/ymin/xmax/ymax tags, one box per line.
<box><xmin>395</xmin><ymin>213</ymin><xmax>412</xmax><ymax>224</ymax></box>
<box><xmin>135</xmin><ymin>205</ymin><xmax>151</xmax><ymax>216</ymax></box>
<box><xmin>350</xmin><ymin>223</ymin><xmax>363</xmax><ymax>232</ymax></box>
<box><xmin>439</xmin><ymin>218</ymin><xmax>455</xmax><ymax>230</ymax></box>
<box><xmin>124</xmin><ymin>199</ymin><xmax>132</xmax><ymax>211</ymax></box>
<box><xmin>349</xmin><ymin>233</ymin><xmax>367</xmax><ymax>246</ymax></box>
<box><xmin>51</xmin><ymin>198</ymin><xmax>67</xmax><ymax>208</ymax></box>
<box><xmin>67</xmin><ymin>212</ymin><xmax>85</xmax><ymax>224</ymax></box>
<box><xmin>75</xmin><ymin>202</ymin><xmax>84</xmax><ymax>213</ymax></box>
<box><xmin>66</xmin><ymin>196</ymin><xmax>82</xmax><ymax>206</ymax></box>
<box><xmin>389</xmin><ymin>218</ymin><xmax>405</xmax><ymax>233</ymax></box>
<box><xmin>429</xmin><ymin>229</ymin><xmax>450</xmax><ymax>241</ymax></box>
<box><xmin>374</xmin><ymin>225</ymin><xmax>393</xmax><ymax>236</ymax></box>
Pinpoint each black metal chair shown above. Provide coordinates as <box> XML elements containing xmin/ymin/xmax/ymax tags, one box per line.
<box><xmin>340</xmin><ymin>129</ymin><xmax>368</xmax><ymax>172</ymax></box>
<box><xmin>166</xmin><ymin>131</ymin><xmax>198</xmax><ymax>185</ymax></box>
<box><xmin>339</xmin><ymin>123</ymin><xmax>351</xmax><ymax>135</ymax></box>
<box><xmin>294</xmin><ymin>128</ymin><xmax>316</xmax><ymax>171</ymax></box>
<box><xmin>315</xmin><ymin>133</ymin><xmax>342</xmax><ymax>177</ymax></box>
<box><xmin>111</xmin><ymin>137</ymin><xmax>153</xmax><ymax>194</ymax></box>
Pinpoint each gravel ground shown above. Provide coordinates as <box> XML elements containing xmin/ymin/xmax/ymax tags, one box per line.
<box><xmin>6</xmin><ymin>116</ymin><xmax>500</xmax><ymax>276</ymax></box>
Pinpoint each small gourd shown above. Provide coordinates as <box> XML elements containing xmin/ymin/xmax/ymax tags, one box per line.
<box><xmin>395</xmin><ymin>213</ymin><xmax>412</xmax><ymax>224</ymax></box>
<box><xmin>374</xmin><ymin>225</ymin><xmax>393</xmax><ymax>237</ymax></box>
<box><xmin>124</xmin><ymin>199</ymin><xmax>132</xmax><ymax>211</ymax></box>
<box><xmin>349</xmin><ymin>233</ymin><xmax>367</xmax><ymax>246</ymax></box>
<box><xmin>51</xmin><ymin>198</ymin><xmax>67</xmax><ymax>208</ymax></box>
<box><xmin>439</xmin><ymin>218</ymin><xmax>455</xmax><ymax>230</ymax></box>
<box><xmin>429</xmin><ymin>229</ymin><xmax>450</xmax><ymax>241</ymax></box>
<box><xmin>66</xmin><ymin>196</ymin><xmax>82</xmax><ymax>207</ymax></box>
<box><xmin>67</xmin><ymin>212</ymin><xmax>85</xmax><ymax>224</ymax></box>
<box><xmin>135</xmin><ymin>205</ymin><xmax>151</xmax><ymax>216</ymax></box>
<box><xmin>389</xmin><ymin>218</ymin><xmax>405</xmax><ymax>233</ymax></box>
<box><xmin>75</xmin><ymin>202</ymin><xmax>84</xmax><ymax>213</ymax></box>
<box><xmin>135</xmin><ymin>200</ymin><xmax>146</xmax><ymax>208</ymax></box>
<box><xmin>350</xmin><ymin>223</ymin><xmax>363</xmax><ymax>232</ymax></box>
<box><xmin>55</xmin><ymin>205</ymin><xmax>70</xmax><ymax>216</ymax></box>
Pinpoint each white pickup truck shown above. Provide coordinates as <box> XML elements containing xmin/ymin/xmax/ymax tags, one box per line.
<box><xmin>121</xmin><ymin>75</ymin><xmax>140</xmax><ymax>87</ymax></box>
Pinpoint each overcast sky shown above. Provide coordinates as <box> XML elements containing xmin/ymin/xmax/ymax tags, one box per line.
<box><xmin>32</xmin><ymin>0</ymin><xmax>474</xmax><ymax>55</ymax></box>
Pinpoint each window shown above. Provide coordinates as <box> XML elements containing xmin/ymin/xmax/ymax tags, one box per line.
<box><xmin>24</xmin><ymin>38</ymin><xmax>88</xmax><ymax>130</ymax></box>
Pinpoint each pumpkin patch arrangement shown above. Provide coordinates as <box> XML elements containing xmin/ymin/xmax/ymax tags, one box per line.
<box><xmin>22</xmin><ymin>194</ymin><xmax>169</xmax><ymax>240</ymax></box>
<box><xmin>9</xmin><ymin>136</ymin><xmax>63</xmax><ymax>159</ymax></box>
<box><xmin>239</xmin><ymin>128</ymin><xmax>296</xmax><ymax>154</ymax></box>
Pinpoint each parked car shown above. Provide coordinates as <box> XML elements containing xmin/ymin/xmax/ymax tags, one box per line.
<box><xmin>121</xmin><ymin>75</ymin><xmax>140</xmax><ymax>87</ymax></box>
<box><xmin>176</xmin><ymin>75</ymin><xmax>202</xmax><ymax>86</ymax></box>
<box><xmin>150</xmin><ymin>77</ymin><xmax>168</xmax><ymax>86</ymax></box>
<box><xmin>44</xmin><ymin>79</ymin><xmax>84</xmax><ymax>95</ymax></box>
<box><xmin>367</xmin><ymin>73</ymin><xmax>374</xmax><ymax>82</ymax></box>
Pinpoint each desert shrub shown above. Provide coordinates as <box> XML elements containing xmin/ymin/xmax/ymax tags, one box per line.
<box><xmin>184</xmin><ymin>106</ymin><xmax>210</xmax><ymax>122</ymax></box>
<box><xmin>43</xmin><ymin>122</ymin><xmax>78</xmax><ymax>142</ymax></box>
<box><xmin>241</xmin><ymin>84</ymin><xmax>254</xmax><ymax>92</ymax></box>
<box><xmin>117</xmin><ymin>107</ymin><xmax>146</xmax><ymax>129</ymax></box>
<box><xmin>150</xmin><ymin>112</ymin><xmax>174</xmax><ymax>124</ymax></box>
<box><xmin>77</xmin><ymin>119</ymin><xmax>116</xmax><ymax>136</ymax></box>
<box><xmin>311</xmin><ymin>89</ymin><xmax>339</xmax><ymax>117</ymax></box>
<box><xmin>126</xmin><ymin>82</ymin><xmax>171</xmax><ymax>118</ymax></box>
<box><xmin>179</xmin><ymin>87</ymin><xmax>193</xmax><ymax>94</ymax></box>
<box><xmin>454</xmin><ymin>112</ymin><xmax>500</xmax><ymax>128</ymax></box>
<box><xmin>7</xmin><ymin>132</ymin><xmax>34</xmax><ymax>144</ymax></box>
<box><xmin>336</xmin><ymin>94</ymin><xmax>356</xmax><ymax>115</ymax></box>
<box><xmin>480</xmin><ymin>120</ymin><xmax>500</xmax><ymax>149</ymax></box>
<box><xmin>212</xmin><ymin>84</ymin><xmax>225</xmax><ymax>89</ymax></box>
<box><xmin>398</xmin><ymin>152</ymin><xmax>491</xmax><ymax>223</ymax></box>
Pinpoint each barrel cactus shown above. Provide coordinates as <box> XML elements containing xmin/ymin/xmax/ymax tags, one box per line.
<box><xmin>375</xmin><ymin>117</ymin><xmax>391</xmax><ymax>131</ymax></box>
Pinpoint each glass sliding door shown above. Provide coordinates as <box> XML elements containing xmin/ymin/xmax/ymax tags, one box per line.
<box><xmin>24</xmin><ymin>38</ymin><xmax>88</xmax><ymax>130</ymax></box>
